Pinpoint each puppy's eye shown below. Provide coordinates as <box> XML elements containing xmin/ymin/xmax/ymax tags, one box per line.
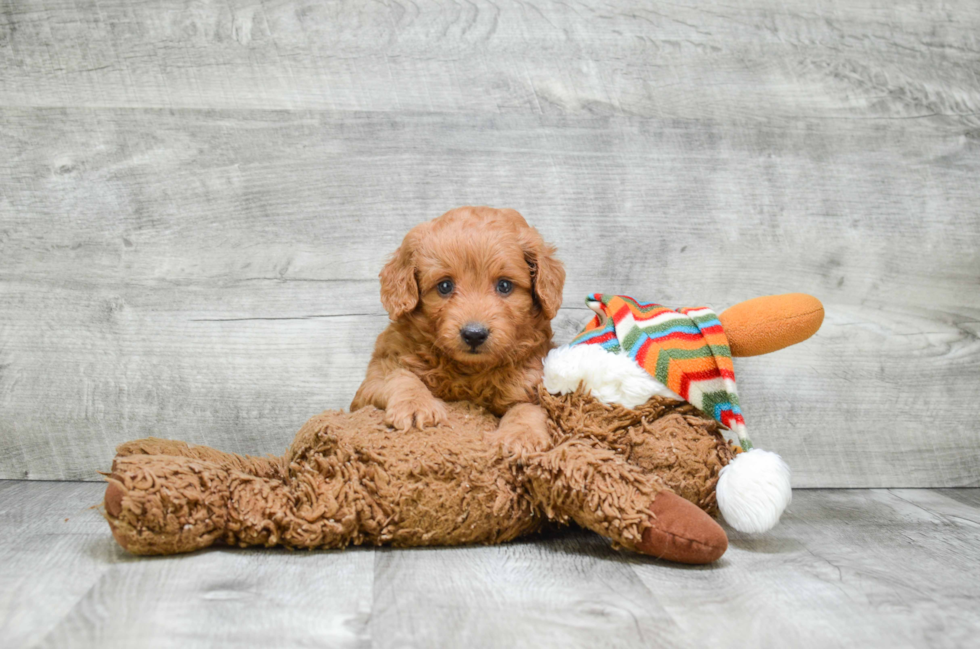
<box><xmin>496</xmin><ymin>279</ymin><xmax>514</xmax><ymax>296</ymax></box>
<box><xmin>436</xmin><ymin>279</ymin><xmax>454</xmax><ymax>296</ymax></box>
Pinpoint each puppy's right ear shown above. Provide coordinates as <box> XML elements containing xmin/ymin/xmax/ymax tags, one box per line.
<box><xmin>379</xmin><ymin>234</ymin><xmax>420</xmax><ymax>320</ymax></box>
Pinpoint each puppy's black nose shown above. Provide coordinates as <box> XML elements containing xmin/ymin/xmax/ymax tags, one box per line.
<box><xmin>460</xmin><ymin>323</ymin><xmax>489</xmax><ymax>348</ymax></box>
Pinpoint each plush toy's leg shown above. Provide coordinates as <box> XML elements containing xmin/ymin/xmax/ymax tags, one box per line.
<box><xmin>526</xmin><ymin>440</ymin><xmax>728</xmax><ymax>564</ymax></box>
<box><xmin>105</xmin><ymin>454</ymin><xmax>235</xmax><ymax>555</ymax></box>
<box><xmin>113</xmin><ymin>437</ymin><xmax>285</xmax><ymax>480</ymax></box>
<box><xmin>638</xmin><ymin>491</ymin><xmax>729</xmax><ymax>564</ymax></box>
<box><xmin>105</xmin><ymin>453</ymin><xmax>361</xmax><ymax>555</ymax></box>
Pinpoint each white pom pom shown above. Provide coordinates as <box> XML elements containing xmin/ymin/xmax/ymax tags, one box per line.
<box><xmin>717</xmin><ymin>448</ymin><xmax>792</xmax><ymax>534</ymax></box>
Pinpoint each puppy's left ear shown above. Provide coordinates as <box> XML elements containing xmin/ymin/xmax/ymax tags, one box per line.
<box><xmin>521</xmin><ymin>227</ymin><xmax>565</xmax><ymax>320</ymax></box>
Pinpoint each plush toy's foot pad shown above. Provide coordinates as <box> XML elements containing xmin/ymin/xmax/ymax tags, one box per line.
<box><xmin>637</xmin><ymin>491</ymin><xmax>728</xmax><ymax>564</ymax></box>
<box><xmin>103</xmin><ymin>478</ymin><xmax>139</xmax><ymax>552</ymax></box>
<box><xmin>104</xmin><ymin>477</ymin><xmax>141</xmax><ymax>553</ymax></box>
<box><xmin>104</xmin><ymin>478</ymin><xmax>125</xmax><ymax>518</ymax></box>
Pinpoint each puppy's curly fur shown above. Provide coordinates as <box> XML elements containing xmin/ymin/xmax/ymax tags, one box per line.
<box><xmin>351</xmin><ymin>206</ymin><xmax>564</xmax><ymax>449</ymax></box>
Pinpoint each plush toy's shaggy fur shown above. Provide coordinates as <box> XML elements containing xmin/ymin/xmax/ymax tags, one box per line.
<box><xmin>105</xmin><ymin>387</ymin><xmax>734</xmax><ymax>560</ymax></box>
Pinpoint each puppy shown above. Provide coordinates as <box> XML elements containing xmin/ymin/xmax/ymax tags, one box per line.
<box><xmin>351</xmin><ymin>206</ymin><xmax>565</xmax><ymax>451</ymax></box>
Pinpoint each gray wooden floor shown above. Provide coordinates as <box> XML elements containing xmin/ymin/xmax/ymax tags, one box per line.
<box><xmin>1</xmin><ymin>481</ymin><xmax>978</xmax><ymax>648</ymax></box>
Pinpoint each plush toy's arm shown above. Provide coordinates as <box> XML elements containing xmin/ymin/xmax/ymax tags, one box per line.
<box><xmin>718</xmin><ymin>293</ymin><xmax>824</xmax><ymax>357</ymax></box>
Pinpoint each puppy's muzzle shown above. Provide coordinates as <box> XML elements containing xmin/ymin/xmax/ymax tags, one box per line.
<box><xmin>460</xmin><ymin>323</ymin><xmax>490</xmax><ymax>350</ymax></box>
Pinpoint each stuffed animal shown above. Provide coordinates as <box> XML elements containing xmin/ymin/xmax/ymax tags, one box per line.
<box><xmin>103</xmin><ymin>293</ymin><xmax>823</xmax><ymax>564</ymax></box>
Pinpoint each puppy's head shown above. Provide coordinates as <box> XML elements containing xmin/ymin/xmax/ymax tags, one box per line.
<box><xmin>380</xmin><ymin>206</ymin><xmax>564</xmax><ymax>366</ymax></box>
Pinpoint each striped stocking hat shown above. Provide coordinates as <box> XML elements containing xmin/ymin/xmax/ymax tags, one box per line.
<box><xmin>569</xmin><ymin>294</ymin><xmax>753</xmax><ymax>449</ymax></box>
<box><xmin>542</xmin><ymin>294</ymin><xmax>792</xmax><ymax>534</ymax></box>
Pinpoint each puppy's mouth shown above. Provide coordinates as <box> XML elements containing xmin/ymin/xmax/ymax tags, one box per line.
<box><xmin>453</xmin><ymin>343</ymin><xmax>495</xmax><ymax>363</ymax></box>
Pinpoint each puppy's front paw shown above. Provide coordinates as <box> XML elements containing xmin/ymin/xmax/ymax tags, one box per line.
<box><xmin>384</xmin><ymin>397</ymin><xmax>449</xmax><ymax>431</ymax></box>
<box><xmin>490</xmin><ymin>419</ymin><xmax>551</xmax><ymax>455</ymax></box>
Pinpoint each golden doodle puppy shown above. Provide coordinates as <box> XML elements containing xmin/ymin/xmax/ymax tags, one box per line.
<box><xmin>351</xmin><ymin>206</ymin><xmax>565</xmax><ymax>450</ymax></box>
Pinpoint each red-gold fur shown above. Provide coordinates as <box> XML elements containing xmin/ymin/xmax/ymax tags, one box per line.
<box><xmin>351</xmin><ymin>206</ymin><xmax>564</xmax><ymax>449</ymax></box>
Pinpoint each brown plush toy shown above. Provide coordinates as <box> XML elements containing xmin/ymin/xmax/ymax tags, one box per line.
<box><xmin>103</xmin><ymin>293</ymin><xmax>823</xmax><ymax>564</ymax></box>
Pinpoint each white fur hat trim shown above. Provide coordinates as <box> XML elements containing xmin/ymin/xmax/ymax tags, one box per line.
<box><xmin>542</xmin><ymin>344</ymin><xmax>682</xmax><ymax>409</ymax></box>
<box><xmin>717</xmin><ymin>448</ymin><xmax>792</xmax><ymax>533</ymax></box>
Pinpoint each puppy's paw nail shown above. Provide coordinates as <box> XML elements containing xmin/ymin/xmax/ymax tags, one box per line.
<box><xmin>384</xmin><ymin>399</ymin><xmax>448</xmax><ymax>431</ymax></box>
<box><xmin>414</xmin><ymin>401</ymin><xmax>448</xmax><ymax>429</ymax></box>
<box><xmin>383</xmin><ymin>408</ymin><xmax>413</xmax><ymax>431</ymax></box>
<box><xmin>490</xmin><ymin>421</ymin><xmax>550</xmax><ymax>455</ymax></box>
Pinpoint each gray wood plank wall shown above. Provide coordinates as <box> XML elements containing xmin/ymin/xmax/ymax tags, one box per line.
<box><xmin>1</xmin><ymin>0</ymin><xmax>978</xmax><ymax>485</ymax></box>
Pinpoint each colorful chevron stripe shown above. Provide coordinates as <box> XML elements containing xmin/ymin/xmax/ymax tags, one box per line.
<box><xmin>569</xmin><ymin>294</ymin><xmax>751</xmax><ymax>449</ymax></box>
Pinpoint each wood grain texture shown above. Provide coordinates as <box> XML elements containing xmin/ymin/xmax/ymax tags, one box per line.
<box><xmin>2</xmin><ymin>482</ymin><xmax>979</xmax><ymax>648</ymax></box>
<box><xmin>369</xmin><ymin>536</ymin><xmax>686</xmax><ymax>648</ymax></box>
<box><xmin>2</xmin><ymin>0</ymin><xmax>979</xmax><ymax>123</ymax></box>
<box><xmin>0</xmin><ymin>481</ymin><xmax>114</xmax><ymax>648</ymax></box>
<box><xmin>1</xmin><ymin>0</ymin><xmax>979</xmax><ymax>485</ymax></box>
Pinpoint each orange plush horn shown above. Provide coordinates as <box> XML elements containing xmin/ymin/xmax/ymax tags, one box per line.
<box><xmin>719</xmin><ymin>294</ymin><xmax>824</xmax><ymax>357</ymax></box>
